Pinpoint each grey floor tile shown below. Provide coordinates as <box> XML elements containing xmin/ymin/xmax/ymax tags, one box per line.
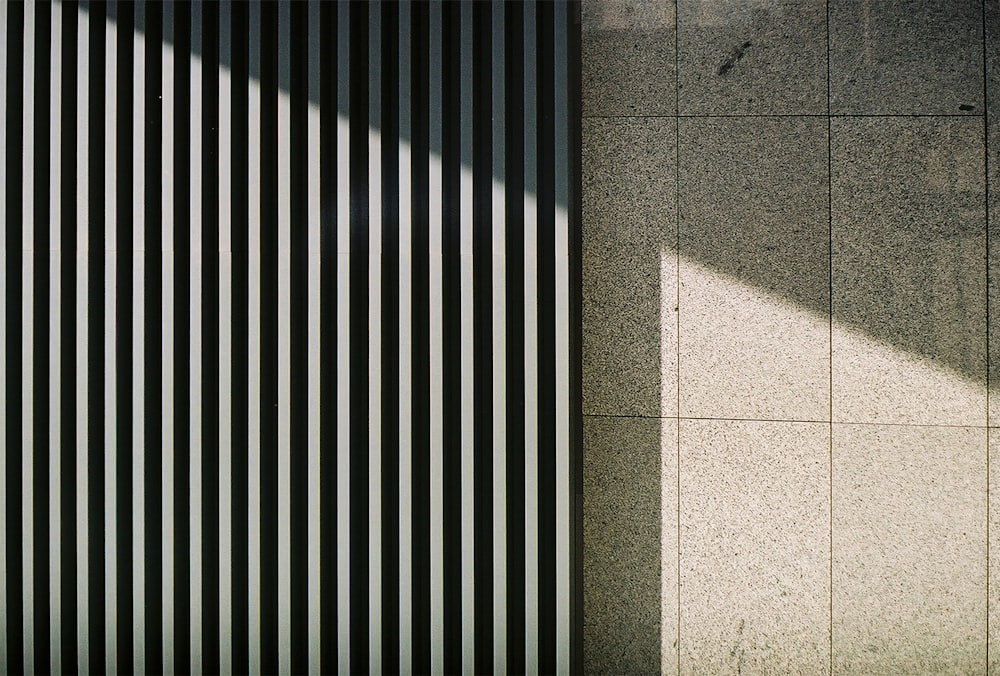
<box><xmin>679</xmin><ymin>419</ymin><xmax>830</xmax><ymax>675</ymax></box>
<box><xmin>832</xmin><ymin>423</ymin><xmax>986</xmax><ymax>675</ymax></box>
<box><xmin>677</xmin><ymin>0</ymin><xmax>827</xmax><ymax>116</ymax></box>
<box><xmin>583</xmin><ymin>117</ymin><xmax>677</xmax><ymax>417</ymax></box>
<box><xmin>678</xmin><ymin>117</ymin><xmax>830</xmax><ymax>421</ymax></box>
<box><xmin>831</xmin><ymin>117</ymin><xmax>986</xmax><ymax>426</ymax></box>
<box><xmin>584</xmin><ymin>416</ymin><xmax>677</xmax><ymax>676</ymax></box>
<box><xmin>582</xmin><ymin>0</ymin><xmax>677</xmax><ymax>117</ymax></box>
<box><xmin>829</xmin><ymin>0</ymin><xmax>984</xmax><ymax>115</ymax></box>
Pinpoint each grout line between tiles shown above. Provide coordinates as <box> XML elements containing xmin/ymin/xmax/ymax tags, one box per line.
<box><xmin>582</xmin><ymin>113</ymin><xmax>986</xmax><ymax>120</ymax></box>
<box><xmin>825</xmin><ymin>1</ymin><xmax>835</xmax><ymax>671</ymax></box>
<box><xmin>673</xmin><ymin>2</ymin><xmax>682</xmax><ymax>672</ymax></box>
<box><xmin>584</xmin><ymin>412</ymin><xmax>992</xmax><ymax>431</ymax></box>
<box><xmin>984</xmin><ymin>0</ymin><xmax>992</xmax><ymax>665</ymax></box>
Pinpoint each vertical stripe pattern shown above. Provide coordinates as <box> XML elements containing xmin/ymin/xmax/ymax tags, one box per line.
<box><xmin>0</xmin><ymin>1</ymin><xmax>579</xmax><ymax>673</ymax></box>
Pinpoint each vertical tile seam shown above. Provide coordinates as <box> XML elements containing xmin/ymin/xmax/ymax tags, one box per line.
<box><xmin>825</xmin><ymin>1</ymin><xmax>834</xmax><ymax>673</ymax></box>
<box><xmin>672</xmin><ymin>2</ymin><xmax>681</xmax><ymax>674</ymax></box>
<box><xmin>0</xmin><ymin>4</ymin><xmax>7</xmax><ymax>670</ymax></box>
<box><xmin>984</xmin><ymin>0</ymin><xmax>992</xmax><ymax>669</ymax></box>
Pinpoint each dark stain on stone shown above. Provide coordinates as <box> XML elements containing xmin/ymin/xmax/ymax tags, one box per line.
<box><xmin>718</xmin><ymin>41</ymin><xmax>753</xmax><ymax>76</ymax></box>
<box><xmin>959</xmin><ymin>104</ymin><xmax>975</xmax><ymax>111</ymax></box>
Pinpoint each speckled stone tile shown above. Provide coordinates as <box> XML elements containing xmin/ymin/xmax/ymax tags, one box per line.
<box><xmin>583</xmin><ymin>117</ymin><xmax>677</xmax><ymax>418</ymax></box>
<box><xmin>676</xmin><ymin>0</ymin><xmax>827</xmax><ymax>116</ymax></box>
<box><xmin>582</xmin><ymin>0</ymin><xmax>677</xmax><ymax>117</ymax></box>
<box><xmin>828</xmin><ymin>0</ymin><xmax>984</xmax><ymax>115</ymax></box>
<box><xmin>678</xmin><ymin>117</ymin><xmax>830</xmax><ymax>421</ymax></box>
<box><xmin>832</xmin><ymin>423</ymin><xmax>986</xmax><ymax>674</ymax></box>
<box><xmin>584</xmin><ymin>416</ymin><xmax>677</xmax><ymax>676</ymax></box>
<box><xmin>678</xmin><ymin>419</ymin><xmax>829</xmax><ymax>675</ymax></box>
<box><xmin>831</xmin><ymin>117</ymin><xmax>986</xmax><ymax>426</ymax></box>
<box><xmin>988</xmin><ymin>1</ymin><xmax>1000</xmax><ymax>426</ymax></box>
<box><xmin>990</xmin><ymin>428</ymin><xmax>1000</xmax><ymax>674</ymax></box>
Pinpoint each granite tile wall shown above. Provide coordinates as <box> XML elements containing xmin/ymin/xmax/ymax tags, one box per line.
<box><xmin>583</xmin><ymin>0</ymin><xmax>997</xmax><ymax>673</ymax></box>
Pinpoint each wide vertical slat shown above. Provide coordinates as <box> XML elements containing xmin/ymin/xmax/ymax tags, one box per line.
<box><xmin>277</xmin><ymin>3</ymin><xmax>292</xmax><ymax>673</ymax></box>
<box><xmin>398</xmin><ymin>1</ymin><xmax>413</xmax><ymax>672</ymax></box>
<box><xmin>368</xmin><ymin>4</ymin><xmax>384</xmax><ymax>674</ymax></box>
<box><xmin>189</xmin><ymin>4</ymin><xmax>204</xmax><ymax>671</ymax></box>
<box><xmin>522</xmin><ymin>2</ymin><xmax>539</xmax><ymax>672</ymax></box>
<box><xmin>553</xmin><ymin>7</ymin><xmax>570</xmax><ymax>675</ymax></box>
<box><xmin>75</xmin><ymin>4</ymin><xmax>90</xmax><ymax>670</ymax></box>
<box><xmin>48</xmin><ymin>3</ymin><xmax>63</xmax><ymax>673</ymax></box>
<box><xmin>21</xmin><ymin>3</ymin><xmax>36</xmax><ymax>673</ymax></box>
<box><xmin>103</xmin><ymin>4</ymin><xmax>118</xmax><ymax>673</ymax></box>
<box><xmin>459</xmin><ymin>3</ymin><xmax>476</xmax><ymax>672</ymax></box>
<box><xmin>491</xmin><ymin>4</ymin><xmax>508</xmax><ymax>673</ymax></box>
<box><xmin>131</xmin><ymin>2</ymin><xmax>146</xmax><ymax>672</ymax></box>
<box><xmin>427</xmin><ymin>3</ymin><xmax>444</xmax><ymax>673</ymax></box>
<box><xmin>336</xmin><ymin>1</ymin><xmax>351</xmax><ymax>672</ymax></box>
<box><xmin>218</xmin><ymin>3</ymin><xmax>233</xmax><ymax>675</ymax></box>
<box><xmin>160</xmin><ymin>3</ymin><xmax>175</xmax><ymax>672</ymax></box>
<box><xmin>275</xmin><ymin>2</ymin><xmax>291</xmax><ymax>672</ymax></box>
<box><xmin>246</xmin><ymin>3</ymin><xmax>261</xmax><ymax>673</ymax></box>
<box><xmin>306</xmin><ymin>2</ymin><xmax>322</xmax><ymax>674</ymax></box>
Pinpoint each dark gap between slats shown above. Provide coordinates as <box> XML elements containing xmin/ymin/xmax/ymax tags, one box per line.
<box><xmin>288</xmin><ymin>1</ymin><xmax>310</xmax><ymax>672</ymax></box>
<box><xmin>503</xmin><ymin>3</ymin><xmax>527</xmax><ymax>673</ymax></box>
<box><xmin>409</xmin><ymin>3</ymin><xmax>432</xmax><ymax>671</ymax></box>
<box><xmin>59</xmin><ymin>3</ymin><xmax>80</xmax><ymax>672</ymax></box>
<box><xmin>259</xmin><ymin>1</ymin><xmax>280</xmax><ymax>671</ymax></box>
<box><xmin>229</xmin><ymin>2</ymin><xmax>251</xmax><ymax>672</ymax></box>
<box><xmin>115</xmin><ymin>2</ymin><xmax>135</xmax><ymax>671</ymax></box>
<box><xmin>535</xmin><ymin>2</ymin><xmax>557</xmax><ymax>671</ymax></box>
<box><xmin>318</xmin><ymin>2</ymin><xmax>339</xmax><ymax>672</ymax></box>
<box><xmin>380</xmin><ymin>2</ymin><xmax>402</xmax><ymax>673</ymax></box>
<box><xmin>32</xmin><ymin>2</ymin><xmax>53</xmax><ymax>670</ymax></box>
<box><xmin>202</xmin><ymin>3</ymin><xmax>222</xmax><ymax>673</ymax></box>
<box><xmin>348</xmin><ymin>2</ymin><xmax>371</xmax><ymax>673</ymax></box>
<box><xmin>142</xmin><ymin>3</ymin><xmax>165</xmax><ymax>672</ymax></box>
<box><xmin>86</xmin><ymin>4</ymin><xmax>107</xmax><ymax>669</ymax></box>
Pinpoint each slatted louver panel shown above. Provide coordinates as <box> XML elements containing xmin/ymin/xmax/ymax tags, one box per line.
<box><xmin>0</xmin><ymin>1</ymin><xmax>580</xmax><ymax>674</ymax></box>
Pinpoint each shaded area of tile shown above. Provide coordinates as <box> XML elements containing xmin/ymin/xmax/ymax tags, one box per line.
<box><xmin>679</xmin><ymin>419</ymin><xmax>830</xmax><ymax>675</ymax></box>
<box><xmin>582</xmin><ymin>0</ymin><xmax>676</xmax><ymax>117</ymax></box>
<box><xmin>583</xmin><ymin>117</ymin><xmax>676</xmax><ymax>417</ymax></box>
<box><xmin>584</xmin><ymin>416</ymin><xmax>675</xmax><ymax>675</ymax></box>
<box><xmin>988</xmin><ymin>0</ymin><xmax>1000</xmax><ymax>425</ymax></box>
<box><xmin>676</xmin><ymin>0</ymin><xmax>827</xmax><ymax>116</ymax></box>
<box><xmin>678</xmin><ymin>117</ymin><xmax>829</xmax><ymax>421</ymax></box>
<box><xmin>832</xmin><ymin>423</ymin><xmax>986</xmax><ymax>675</ymax></box>
<box><xmin>829</xmin><ymin>0</ymin><xmax>984</xmax><ymax>115</ymax></box>
<box><xmin>831</xmin><ymin>116</ymin><xmax>986</xmax><ymax>426</ymax></box>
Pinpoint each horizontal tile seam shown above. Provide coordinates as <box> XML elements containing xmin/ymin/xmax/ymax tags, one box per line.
<box><xmin>584</xmin><ymin>413</ymin><xmax>992</xmax><ymax>431</ymax></box>
<box><xmin>582</xmin><ymin>113</ymin><xmax>986</xmax><ymax>120</ymax></box>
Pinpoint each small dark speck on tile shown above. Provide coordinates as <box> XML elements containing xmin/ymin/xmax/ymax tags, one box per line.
<box><xmin>959</xmin><ymin>104</ymin><xmax>975</xmax><ymax>111</ymax></box>
<box><xmin>717</xmin><ymin>41</ymin><xmax>753</xmax><ymax>77</ymax></box>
